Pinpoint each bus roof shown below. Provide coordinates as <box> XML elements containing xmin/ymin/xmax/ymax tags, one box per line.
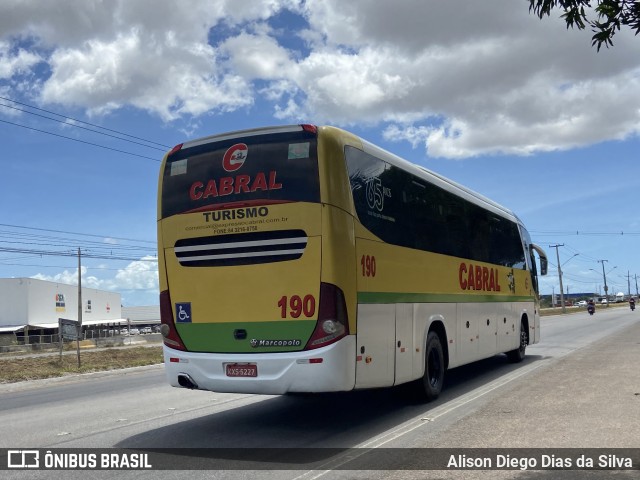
<box><xmin>170</xmin><ymin>124</ymin><xmax>522</xmax><ymax>226</ymax></box>
<box><xmin>179</xmin><ymin>125</ymin><xmax>308</xmax><ymax>150</ymax></box>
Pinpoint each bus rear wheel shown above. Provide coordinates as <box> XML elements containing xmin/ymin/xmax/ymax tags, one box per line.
<box><xmin>414</xmin><ymin>331</ymin><xmax>444</xmax><ymax>401</ymax></box>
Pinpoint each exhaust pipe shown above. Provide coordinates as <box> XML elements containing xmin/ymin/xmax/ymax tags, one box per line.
<box><xmin>177</xmin><ymin>373</ymin><xmax>198</xmax><ymax>390</ymax></box>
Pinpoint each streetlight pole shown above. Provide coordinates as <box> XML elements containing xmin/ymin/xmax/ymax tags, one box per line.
<box><xmin>599</xmin><ymin>260</ymin><xmax>609</xmax><ymax>307</ymax></box>
<box><xmin>550</xmin><ymin>244</ymin><xmax>566</xmax><ymax>313</ymax></box>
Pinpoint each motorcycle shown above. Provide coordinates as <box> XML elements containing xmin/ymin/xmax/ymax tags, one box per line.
<box><xmin>587</xmin><ymin>304</ymin><xmax>595</xmax><ymax>315</ymax></box>
<box><xmin>631</xmin><ymin>301</ymin><xmax>636</xmax><ymax>311</ymax></box>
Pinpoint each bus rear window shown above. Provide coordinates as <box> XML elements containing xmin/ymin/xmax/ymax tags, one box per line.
<box><xmin>161</xmin><ymin>130</ymin><xmax>319</xmax><ymax>218</ymax></box>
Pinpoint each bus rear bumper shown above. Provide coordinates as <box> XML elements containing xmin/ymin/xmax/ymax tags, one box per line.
<box><xmin>163</xmin><ymin>336</ymin><xmax>356</xmax><ymax>395</ymax></box>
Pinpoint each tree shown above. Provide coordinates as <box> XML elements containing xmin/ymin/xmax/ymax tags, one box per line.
<box><xmin>529</xmin><ymin>0</ymin><xmax>640</xmax><ymax>50</ymax></box>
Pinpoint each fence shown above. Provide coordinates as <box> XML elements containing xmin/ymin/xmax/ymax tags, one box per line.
<box><xmin>0</xmin><ymin>327</ymin><xmax>161</xmax><ymax>353</ymax></box>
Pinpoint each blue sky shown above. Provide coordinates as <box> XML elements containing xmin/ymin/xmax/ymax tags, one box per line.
<box><xmin>1</xmin><ymin>0</ymin><xmax>639</xmax><ymax>306</ymax></box>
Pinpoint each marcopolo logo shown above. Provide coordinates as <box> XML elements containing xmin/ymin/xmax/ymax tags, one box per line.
<box><xmin>222</xmin><ymin>143</ymin><xmax>248</xmax><ymax>172</ymax></box>
<box><xmin>250</xmin><ymin>339</ymin><xmax>302</xmax><ymax>348</ymax></box>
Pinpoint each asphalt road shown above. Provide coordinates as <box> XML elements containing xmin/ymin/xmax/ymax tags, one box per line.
<box><xmin>1</xmin><ymin>306</ymin><xmax>638</xmax><ymax>479</ymax></box>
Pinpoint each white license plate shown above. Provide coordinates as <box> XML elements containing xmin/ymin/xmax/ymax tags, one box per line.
<box><xmin>225</xmin><ymin>363</ymin><xmax>257</xmax><ymax>377</ymax></box>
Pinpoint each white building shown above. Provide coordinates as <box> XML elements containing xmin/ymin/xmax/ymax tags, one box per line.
<box><xmin>121</xmin><ymin>305</ymin><xmax>160</xmax><ymax>327</ymax></box>
<box><xmin>0</xmin><ymin>278</ymin><xmax>124</xmax><ymax>333</ymax></box>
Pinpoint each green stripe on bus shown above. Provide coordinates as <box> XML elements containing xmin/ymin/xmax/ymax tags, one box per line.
<box><xmin>176</xmin><ymin>320</ymin><xmax>316</xmax><ymax>353</ymax></box>
<box><xmin>357</xmin><ymin>292</ymin><xmax>535</xmax><ymax>304</ymax></box>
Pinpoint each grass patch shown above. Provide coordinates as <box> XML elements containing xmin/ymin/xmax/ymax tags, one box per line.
<box><xmin>0</xmin><ymin>346</ymin><xmax>163</xmax><ymax>384</ymax></box>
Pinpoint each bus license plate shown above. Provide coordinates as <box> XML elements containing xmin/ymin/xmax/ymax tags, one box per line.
<box><xmin>225</xmin><ymin>363</ymin><xmax>257</xmax><ymax>377</ymax></box>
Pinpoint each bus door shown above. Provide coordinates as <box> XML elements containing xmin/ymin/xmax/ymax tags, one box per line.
<box><xmin>355</xmin><ymin>304</ymin><xmax>395</xmax><ymax>388</ymax></box>
<box><xmin>353</xmin><ymin>303</ymin><xmax>415</xmax><ymax>388</ymax></box>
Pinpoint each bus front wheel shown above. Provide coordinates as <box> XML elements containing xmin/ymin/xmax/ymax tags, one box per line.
<box><xmin>506</xmin><ymin>320</ymin><xmax>527</xmax><ymax>363</ymax></box>
<box><xmin>415</xmin><ymin>331</ymin><xmax>444</xmax><ymax>401</ymax></box>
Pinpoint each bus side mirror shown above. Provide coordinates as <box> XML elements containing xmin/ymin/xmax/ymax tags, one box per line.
<box><xmin>539</xmin><ymin>256</ymin><xmax>548</xmax><ymax>276</ymax></box>
<box><xmin>531</xmin><ymin>244</ymin><xmax>548</xmax><ymax>276</ymax></box>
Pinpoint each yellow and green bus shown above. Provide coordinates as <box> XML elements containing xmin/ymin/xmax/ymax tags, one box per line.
<box><xmin>157</xmin><ymin>124</ymin><xmax>548</xmax><ymax>400</ymax></box>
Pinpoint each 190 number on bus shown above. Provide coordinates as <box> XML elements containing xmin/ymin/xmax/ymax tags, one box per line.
<box><xmin>278</xmin><ymin>295</ymin><xmax>316</xmax><ymax>318</ymax></box>
<box><xmin>361</xmin><ymin>255</ymin><xmax>377</xmax><ymax>277</ymax></box>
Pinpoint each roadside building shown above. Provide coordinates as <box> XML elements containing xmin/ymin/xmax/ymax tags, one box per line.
<box><xmin>0</xmin><ymin>277</ymin><xmax>125</xmax><ymax>345</ymax></box>
<box><xmin>121</xmin><ymin>305</ymin><xmax>161</xmax><ymax>333</ymax></box>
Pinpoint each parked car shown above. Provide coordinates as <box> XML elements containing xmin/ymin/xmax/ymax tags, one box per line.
<box><xmin>120</xmin><ymin>328</ymin><xmax>129</xmax><ymax>336</ymax></box>
<box><xmin>141</xmin><ymin>326</ymin><xmax>152</xmax><ymax>334</ymax></box>
<box><xmin>129</xmin><ymin>327</ymin><xmax>140</xmax><ymax>335</ymax></box>
<box><xmin>576</xmin><ymin>300</ymin><xmax>587</xmax><ymax>307</ymax></box>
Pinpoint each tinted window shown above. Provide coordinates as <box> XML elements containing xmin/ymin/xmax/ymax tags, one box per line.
<box><xmin>162</xmin><ymin>130</ymin><xmax>319</xmax><ymax>218</ymax></box>
<box><xmin>346</xmin><ymin>146</ymin><xmax>525</xmax><ymax>268</ymax></box>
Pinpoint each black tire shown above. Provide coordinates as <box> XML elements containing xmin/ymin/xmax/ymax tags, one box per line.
<box><xmin>413</xmin><ymin>331</ymin><xmax>445</xmax><ymax>401</ymax></box>
<box><xmin>506</xmin><ymin>320</ymin><xmax>527</xmax><ymax>363</ymax></box>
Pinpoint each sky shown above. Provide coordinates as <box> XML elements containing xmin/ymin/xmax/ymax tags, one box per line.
<box><xmin>1</xmin><ymin>0</ymin><xmax>639</xmax><ymax>306</ymax></box>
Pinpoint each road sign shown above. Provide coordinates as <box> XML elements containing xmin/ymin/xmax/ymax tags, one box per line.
<box><xmin>59</xmin><ymin>318</ymin><xmax>79</xmax><ymax>340</ymax></box>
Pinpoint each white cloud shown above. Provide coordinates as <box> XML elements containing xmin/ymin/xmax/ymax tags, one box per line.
<box><xmin>32</xmin><ymin>266</ymin><xmax>102</xmax><ymax>290</ymax></box>
<box><xmin>39</xmin><ymin>28</ymin><xmax>252</xmax><ymax>120</ymax></box>
<box><xmin>2</xmin><ymin>0</ymin><xmax>292</xmax><ymax>120</ymax></box>
<box><xmin>112</xmin><ymin>256</ymin><xmax>159</xmax><ymax>291</ymax></box>
<box><xmin>31</xmin><ymin>258</ymin><xmax>158</xmax><ymax>306</ymax></box>
<box><xmin>2</xmin><ymin>0</ymin><xmax>640</xmax><ymax>158</ymax></box>
<box><xmin>0</xmin><ymin>41</ymin><xmax>41</xmax><ymax>79</ymax></box>
<box><xmin>221</xmin><ymin>33</ymin><xmax>292</xmax><ymax>80</ymax></box>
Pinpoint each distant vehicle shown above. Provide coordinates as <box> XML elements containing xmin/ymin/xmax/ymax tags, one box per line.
<box><xmin>120</xmin><ymin>328</ymin><xmax>129</xmax><ymax>336</ymax></box>
<box><xmin>129</xmin><ymin>327</ymin><xmax>140</xmax><ymax>335</ymax></box>
<box><xmin>600</xmin><ymin>299</ymin><xmax>608</xmax><ymax>305</ymax></box>
<box><xmin>152</xmin><ymin>325</ymin><xmax>161</xmax><ymax>333</ymax></box>
<box><xmin>141</xmin><ymin>326</ymin><xmax>152</xmax><ymax>334</ymax></box>
<box><xmin>576</xmin><ymin>300</ymin><xmax>587</xmax><ymax>307</ymax></box>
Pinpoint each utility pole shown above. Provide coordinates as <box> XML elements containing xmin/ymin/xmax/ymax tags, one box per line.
<box><xmin>77</xmin><ymin>248</ymin><xmax>82</xmax><ymax>368</ymax></box>
<box><xmin>635</xmin><ymin>274</ymin><xmax>638</xmax><ymax>297</ymax></box>
<box><xmin>598</xmin><ymin>260</ymin><xmax>609</xmax><ymax>307</ymax></box>
<box><xmin>550</xmin><ymin>244</ymin><xmax>566</xmax><ymax>313</ymax></box>
<box><xmin>628</xmin><ymin>271</ymin><xmax>632</xmax><ymax>300</ymax></box>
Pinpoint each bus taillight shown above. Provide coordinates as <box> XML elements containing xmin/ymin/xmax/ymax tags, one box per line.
<box><xmin>304</xmin><ymin>282</ymin><xmax>349</xmax><ymax>350</ymax></box>
<box><xmin>160</xmin><ymin>290</ymin><xmax>187</xmax><ymax>351</ymax></box>
<box><xmin>167</xmin><ymin>143</ymin><xmax>184</xmax><ymax>157</ymax></box>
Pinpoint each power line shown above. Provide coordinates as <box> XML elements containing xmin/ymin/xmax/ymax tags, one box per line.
<box><xmin>0</xmin><ymin>223</ymin><xmax>155</xmax><ymax>245</ymax></box>
<box><xmin>0</xmin><ymin>118</ymin><xmax>161</xmax><ymax>162</ymax></box>
<box><xmin>0</xmin><ymin>95</ymin><xmax>170</xmax><ymax>149</ymax></box>
<box><xmin>0</xmin><ymin>102</ymin><xmax>166</xmax><ymax>151</ymax></box>
<box><xmin>0</xmin><ymin>246</ymin><xmax>156</xmax><ymax>263</ymax></box>
<box><xmin>0</xmin><ymin>261</ymin><xmax>158</xmax><ymax>273</ymax></box>
<box><xmin>0</xmin><ymin>224</ymin><xmax>157</xmax><ymax>270</ymax></box>
<box><xmin>532</xmin><ymin>230</ymin><xmax>640</xmax><ymax>236</ymax></box>
<box><xmin>0</xmin><ymin>231</ymin><xmax>153</xmax><ymax>251</ymax></box>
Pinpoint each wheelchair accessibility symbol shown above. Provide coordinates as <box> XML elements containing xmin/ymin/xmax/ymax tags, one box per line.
<box><xmin>176</xmin><ymin>303</ymin><xmax>192</xmax><ymax>323</ymax></box>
